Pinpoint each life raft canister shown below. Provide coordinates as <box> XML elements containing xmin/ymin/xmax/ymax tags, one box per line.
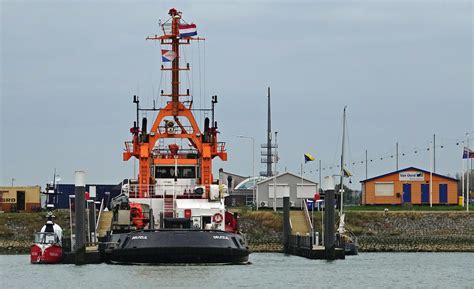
<box><xmin>212</xmin><ymin>213</ymin><xmax>223</xmax><ymax>223</ymax></box>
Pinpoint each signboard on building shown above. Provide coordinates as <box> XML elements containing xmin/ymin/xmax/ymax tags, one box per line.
<box><xmin>89</xmin><ymin>186</ymin><xmax>96</xmax><ymax>198</ymax></box>
<box><xmin>0</xmin><ymin>191</ymin><xmax>16</xmax><ymax>203</ymax></box>
<box><xmin>399</xmin><ymin>171</ymin><xmax>424</xmax><ymax>181</ymax></box>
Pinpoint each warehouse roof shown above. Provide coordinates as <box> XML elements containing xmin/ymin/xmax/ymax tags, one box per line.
<box><xmin>360</xmin><ymin>166</ymin><xmax>458</xmax><ymax>183</ymax></box>
<box><xmin>257</xmin><ymin>172</ymin><xmax>317</xmax><ymax>185</ymax></box>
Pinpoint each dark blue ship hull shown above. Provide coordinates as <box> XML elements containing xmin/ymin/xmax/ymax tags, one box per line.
<box><xmin>104</xmin><ymin>229</ymin><xmax>250</xmax><ymax>264</ymax></box>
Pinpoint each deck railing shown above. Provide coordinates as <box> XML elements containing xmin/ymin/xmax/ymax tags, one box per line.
<box><xmin>303</xmin><ymin>199</ymin><xmax>315</xmax><ymax>247</ymax></box>
<box><xmin>95</xmin><ymin>198</ymin><xmax>105</xmax><ymax>232</ymax></box>
<box><xmin>124</xmin><ymin>141</ymin><xmax>133</xmax><ymax>153</ymax></box>
<box><xmin>123</xmin><ymin>184</ymin><xmax>200</xmax><ymax>198</ymax></box>
<box><xmin>151</xmin><ymin>148</ymin><xmax>199</xmax><ymax>159</ymax></box>
<box><xmin>217</xmin><ymin>142</ymin><xmax>226</xmax><ymax>152</ymax></box>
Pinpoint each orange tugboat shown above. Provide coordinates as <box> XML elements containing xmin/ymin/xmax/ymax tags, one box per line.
<box><xmin>103</xmin><ymin>8</ymin><xmax>249</xmax><ymax>264</ymax></box>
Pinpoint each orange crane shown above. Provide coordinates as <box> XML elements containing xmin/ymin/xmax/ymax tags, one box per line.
<box><xmin>123</xmin><ymin>8</ymin><xmax>227</xmax><ymax>198</ymax></box>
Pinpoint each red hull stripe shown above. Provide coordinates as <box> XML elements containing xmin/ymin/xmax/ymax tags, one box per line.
<box><xmin>179</xmin><ymin>24</ymin><xmax>196</xmax><ymax>29</ymax></box>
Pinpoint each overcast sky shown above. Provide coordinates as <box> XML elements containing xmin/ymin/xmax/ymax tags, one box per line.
<box><xmin>1</xmin><ymin>0</ymin><xmax>472</xmax><ymax>188</ymax></box>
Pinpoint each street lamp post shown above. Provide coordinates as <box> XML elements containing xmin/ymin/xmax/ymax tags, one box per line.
<box><xmin>237</xmin><ymin>135</ymin><xmax>255</xmax><ymax>208</ymax></box>
<box><xmin>273</xmin><ymin>131</ymin><xmax>278</xmax><ymax>212</ymax></box>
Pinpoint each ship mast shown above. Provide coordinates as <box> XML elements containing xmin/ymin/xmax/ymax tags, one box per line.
<box><xmin>170</xmin><ymin>9</ymin><xmax>180</xmax><ymax>116</ymax></box>
<box><xmin>123</xmin><ymin>8</ymin><xmax>227</xmax><ymax>198</ymax></box>
<box><xmin>150</xmin><ymin>8</ymin><xmax>191</xmax><ymax>115</ymax></box>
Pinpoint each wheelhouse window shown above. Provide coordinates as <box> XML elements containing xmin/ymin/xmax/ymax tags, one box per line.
<box><xmin>155</xmin><ymin>166</ymin><xmax>196</xmax><ymax>179</ymax></box>
<box><xmin>34</xmin><ymin>232</ymin><xmax>58</xmax><ymax>244</ymax></box>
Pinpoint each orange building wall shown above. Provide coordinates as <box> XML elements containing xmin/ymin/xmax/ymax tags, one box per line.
<box><xmin>362</xmin><ymin>172</ymin><xmax>458</xmax><ymax>205</ymax></box>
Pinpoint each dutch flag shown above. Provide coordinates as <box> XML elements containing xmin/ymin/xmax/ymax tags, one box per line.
<box><xmin>179</xmin><ymin>23</ymin><xmax>197</xmax><ymax>38</ymax></box>
<box><xmin>462</xmin><ymin>147</ymin><xmax>474</xmax><ymax>159</ymax></box>
<box><xmin>162</xmin><ymin>50</ymin><xmax>177</xmax><ymax>62</ymax></box>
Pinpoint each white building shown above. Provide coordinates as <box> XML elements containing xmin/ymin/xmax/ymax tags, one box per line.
<box><xmin>256</xmin><ymin>172</ymin><xmax>318</xmax><ymax>209</ymax></box>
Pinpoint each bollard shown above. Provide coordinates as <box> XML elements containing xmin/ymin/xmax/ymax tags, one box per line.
<box><xmin>323</xmin><ymin>176</ymin><xmax>336</xmax><ymax>260</ymax></box>
<box><xmin>149</xmin><ymin>208</ymin><xmax>154</xmax><ymax>230</ymax></box>
<box><xmin>233</xmin><ymin>212</ymin><xmax>240</xmax><ymax>232</ymax></box>
<box><xmin>283</xmin><ymin>196</ymin><xmax>290</xmax><ymax>253</ymax></box>
<box><xmin>160</xmin><ymin>212</ymin><xmax>164</xmax><ymax>229</ymax></box>
<box><xmin>87</xmin><ymin>200</ymin><xmax>96</xmax><ymax>243</ymax></box>
<box><xmin>74</xmin><ymin>171</ymin><xmax>86</xmax><ymax>264</ymax></box>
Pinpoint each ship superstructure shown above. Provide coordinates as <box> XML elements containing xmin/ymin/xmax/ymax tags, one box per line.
<box><xmin>121</xmin><ymin>8</ymin><xmax>229</xmax><ymax>229</ymax></box>
<box><xmin>103</xmin><ymin>9</ymin><xmax>249</xmax><ymax>264</ymax></box>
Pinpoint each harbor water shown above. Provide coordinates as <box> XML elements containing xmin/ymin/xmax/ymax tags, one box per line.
<box><xmin>1</xmin><ymin>252</ymin><xmax>472</xmax><ymax>288</ymax></box>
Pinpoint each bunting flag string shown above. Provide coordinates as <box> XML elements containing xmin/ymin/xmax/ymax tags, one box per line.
<box><xmin>303</xmin><ymin>134</ymin><xmax>474</xmax><ymax>174</ymax></box>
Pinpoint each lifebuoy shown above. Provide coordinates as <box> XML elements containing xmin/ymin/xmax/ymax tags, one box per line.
<box><xmin>212</xmin><ymin>213</ymin><xmax>223</xmax><ymax>223</ymax></box>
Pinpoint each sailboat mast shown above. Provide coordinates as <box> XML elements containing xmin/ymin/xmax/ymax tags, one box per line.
<box><xmin>53</xmin><ymin>168</ymin><xmax>56</xmax><ymax>188</ymax></box>
<box><xmin>339</xmin><ymin>106</ymin><xmax>347</xmax><ymax>215</ymax></box>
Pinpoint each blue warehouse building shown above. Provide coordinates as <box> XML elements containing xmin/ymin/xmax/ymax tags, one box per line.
<box><xmin>46</xmin><ymin>183</ymin><xmax>122</xmax><ymax>209</ymax></box>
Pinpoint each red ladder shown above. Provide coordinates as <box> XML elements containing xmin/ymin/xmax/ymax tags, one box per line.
<box><xmin>163</xmin><ymin>197</ymin><xmax>174</xmax><ymax>218</ymax></box>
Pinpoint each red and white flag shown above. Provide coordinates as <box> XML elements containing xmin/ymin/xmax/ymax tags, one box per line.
<box><xmin>162</xmin><ymin>50</ymin><xmax>177</xmax><ymax>62</ymax></box>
